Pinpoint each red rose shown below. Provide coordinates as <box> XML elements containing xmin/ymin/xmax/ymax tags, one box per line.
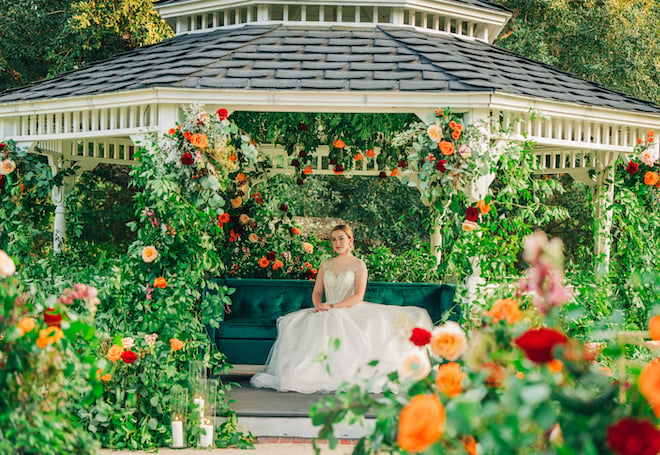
<box><xmin>299</xmin><ymin>150</ymin><xmax>308</xmax><ymax>158</ymax></box>
<box><xmin>398</xmin><ymin>160</ymin><xmax>407</xmax><ymax>168</ymax></box>
<box><xmin>296</xmin><ymin>178</ymin><xmax>305</xmax><ymax>185</ymax></box>
<box><xmin>121</xmin><ymin>350</ymin><xmax>138</xmax><ymax>364</ymax></box>
<box><xmin>514</xmin><ymin>328</ymin><xmax>567</xmax><ymax>363</ymax></box>
<box><xmin>436</xmin><ymin>159</ymin><xmax>447</xmax><ymax>172</ymax></box>
<box><xmin>279</xmin><ymin>203</ymin><xmax>288</xmax><ymax>212</ymax></box>
<box><xmin>410</xmin><ymin>327</ymin><xmax>432</xmax><ymax>346</ymax></box>
<box><xmin>216</xmin><ymin>108</ymin><xmax>228</xmax><ymax>120</ymax></box>
<box><xmin>626</xmin><ymin>161</ymin><xmax>639</xmax><ymax>175</ymax></box>
<box><xmin>298</xmin><ymin>123</ymin><xmax>308</xmax><ymax>132</ymax></box>
<box><xmin>378</xmin><ymin>171</ymin><xmax>387</xmax><ymax>178</ymax></box>
<box><xmin>0</xmin><ymin>176</ymin><xmax>5</xmax><ymax>191</ymax></box>
<box><xmin>181</xmin><ymin>152</ymin><xmax>194</xmax><ymax>166</ymax></box>
<box><xmin>0</xmin><ymin>143</ymin><xmax>6</xmax><ymax>151</ymax></box>
<box><xmin>43</xmin><ymin>308</ymin><xmax>63</xmax><ymax>328</ymax></box>
<box><xmin>465</xmin><ymin>207</ymin><xmax>480</xmax><ymax>222</ymax></box>
<box><xmin>333</xmin><ymin>164</ymin><xmax>344</xmax><ymax>175</ymax></box>
<box><xmin>291</xmin><ymin>159</ymin><xmax>300</xmax><ymax>168</ymax></box>
<box><xmin>607</xmin><ymin>418</ymin><xmax>660</xmax><ymax>455</ymax></box>
<box><xmin>266</xmin><ymin>251</ymin><xmax>277</xmax><ymax>261</ymax></box>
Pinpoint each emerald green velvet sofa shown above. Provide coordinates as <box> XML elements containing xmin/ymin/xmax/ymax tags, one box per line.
<box><xmin>208</xmin><ymin>278</ymin><xmax>458</xmax><ymax>365</ymax></box>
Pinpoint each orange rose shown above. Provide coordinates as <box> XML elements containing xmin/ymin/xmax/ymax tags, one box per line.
<box><xmin>477</xmin><ymin>199</ymin><xmax>491</xmax><ymax>216</ymax></box>
<box><xmin>237</xmin><ymin>172</ymin><xmax>246</xmax><ymax>182</ymax></box>
<box><xmin>168</xmin><ymin>128</ymin><xmax>176</xmax><ymax>135</ymax></box>
<box><xmin>439</xmin><ymin>141</ymin><xmax>455</xmax><ymax>156</ymax></box>
<box><xmin>153</xmin><ymin>277</ymin><xmax>167</xmax><ymax>289</ymax></box>
<box><xmin>354</xmin><ymin>153</ymin><xmax>364</xmax><ymax>161</ymax></box>
<box><xmin>303</xmin><ymin>166</ymin><xmax>313</xmax><ymax>175</ymax></box>
<box><xmin>482</xmin><ymin>362</ymin><xmax>504</xmax><ymax>388</ymax></box>
<box><xmin>390</xmin><ymin>168</ymin><xmax>400</xmax><ymax>177</ymax></box>
<box><xmin>170</xmin><ymin>338</ymin><xmax>184</xmax><ymax>351</ymax></box>
<box><xmin>639</xmin><ymin>359</ymin><xmax>660</xmax><ymax>417</ymax></box>
<box><xmin>547</xmin><ymin>359</ymin><xmax>563</xmax><ymax>373</ymax></box>
<box><xmin>229</xmin><ymin>153</ymin><xmax>238</xmax><ymax>162</ymax></box>
<box><xmin>239</xmin><ymin>214</ymin><xmax>250</xmax><ymax>224</ymax></box>
<box><xmin>101</xmin><ymin>373</ymin><xmax>112</xmax><ymax>382</ymax></box>
<box><xmin>451</xmin><ymin>130</ymin><xmax>461</xmax><ymax>140</ymax></box>
<box><xmin>650</xmin><ymin>315</ymin><xmax>660</xmax><ymax>340</ymax></box>
<box><xmin>218</xmin><ymin>213</ymin><xmax>230</xmax><ymax>224</ymax></box>
<box><xmin>462</xmin><ymin>436</ymin><xmax>477</xmax><ymax>455</ymax></box>
<box><xmin>485</xmin><ymin>298</ymin><xmax>522</xmax><ymax>324</ymax></box>
<box><xmin>333</xmin><ymin>139</ymin><xmax>345</xmax><ymax>149</ymax></box>
<box><xmin>449</xmin><ymin>120</ymin><xmax>457</xmax><ymax>129</ymax></box>
<box><xmin>429</xmin><ymin>321</ymin><xmax>468</xmax><ymax>361</ymax></box>
<box><xmin>292</xmin><ymin>227</ymin><xmax>301</xmax><ymax>235</ymax></box>
<box><xmin>231</xmin><ymin>196</ymin><xmax>243</xmax><ymax>208</ymax></box>
<box><xmin>36</xmin><ymin>326</ymin><xmax>64</xmax><ymax>348</ymax></box>
<box><xmin>248</xmin><ymin>233</ymin><xmax>259</xmax><ymax>243</ymax></box>
<box><xmin>435</xmin><ymin>362</ymin><xmax>465</xmax><ymax>397</ymax></box>
<box><xmin>644</xmin><ymin>171</ymin><xmax>659</xmax><ymax>186</ymax></box>
<box><xmin>17</xmin><ymin>317</ymin><xmax>35</xmax><ymax>336</ymax></box>
<box><xmin>397</xmin><ymin>394</ymin><xmax>445</xmax><ymax>453</ymax></box>
<box><xmin>366</xmin><ymin>149</ymin><xmax>375</xmax><ymax>157</ymax></box>
<box><xmin>141</xmin><ymin>245</ymin><xmax>159</xmax><ymax>263</ymax></box>
<box><xmin>258</xmin><ymin>257</ymin><xmax>270</xmax><ymax>268</ymax></box>
<box><xmin>272</xmin><ymin>259</ymin><xmax>284</xmax><ymax>271</ymax></box>
<box><xmin>190</xmin><ymin>133</ymin><xmax>209</xmax><ymax>149</ymax></box>
<box><xmin>107</xmin><ymin>344</ymin><xmax>123</xmax><ymax>362</ymax></box>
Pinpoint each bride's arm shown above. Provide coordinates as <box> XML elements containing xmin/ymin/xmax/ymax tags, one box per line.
<box><xmin>332</xmin><ymin>262</ymin><xmax>367</xmax><ymax>309</ymax></box>
<box><xmin>312</xmin><ymin>262</ymin><xmax>328</xmax><ymax>311</ymax></box>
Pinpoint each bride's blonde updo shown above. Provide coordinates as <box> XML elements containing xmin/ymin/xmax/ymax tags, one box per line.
<box><xmin>331</xmin><ymin>224</ymin><xmax>355</xmax><ymax>251</ymax></box>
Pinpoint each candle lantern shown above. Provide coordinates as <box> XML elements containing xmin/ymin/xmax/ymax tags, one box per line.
<box><xmin>198</xmin><ymin>378</ymin><xmax>217</xmax><ymax>448</ymax></box>
<box><xmin>170</xmin><ymin>387</ymin><xmax>188</xmax><ymax>449</ymax></box>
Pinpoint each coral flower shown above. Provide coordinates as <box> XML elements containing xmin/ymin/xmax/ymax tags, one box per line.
<box><xmin>644</xmin><ymin>171</ymin><xmax>659</xmax><ymax>186</ymax></box>
<box><xmin>258</xmin><ymin>257</ymin><xmax>270</xmax><ymax>268</ymax></box>
<box><xmin>101</xmin><ymin>373</ymin><xmax>112</xmax><ymax>382</ymax></box>
<box><xmin>366</xmin><ymin>149</ymin><xmax>375</xmax><ymax>157</ymax></box>
<box><xmin>439</xmin><ymin>141</ymin><xmax>455</xmax><ymax>156</ymax></box>
<box><xmin>170</xmin><ymin>338</ymin><xmax>184</xmax><ymax>351</ymax></box>
<box><xmin>639</xmin><ymin>359</ymin><xmax>660</xmax><ymax>417</ymax></box>
<box><xmin>354</xmin><ymin>152</ymin><xmax>363</xmax><ymax>161</ymax></box>
<box><xmin>17</xmin><ymin>317</ymin><xmax>35</xmax><ymax>336</ymax></box>
<box><xmin>153</xmin><ymin>277</ymin><xmax>167</xmax><ymax>289</ymax></box>
<box><xmin>272</xmin><ymin>259</ymin><xmax>284</xmax><ymax>271</ymax></box>
<box><xmin>141</xmin><ymin>246</ymin><xmax>159</xmax><ymax>263</ymax></box>
<box><xmin>514</xmin><ymin>328</ymin><xmax>568</xmax><ymax>364</ymax></box>
<box><xmin>397</xmin><ymin>394</ymin><xmax>445</xmax><ymax>453</ymax></box>
<box><xmin>303</xmin><ymin>166</ymin><xmax>313</xmax><ymax>175</ymax></box>
<box><xmin>106</xmin><ymin>344</ymin><xmax>123</xmax><ymax>362</ymax></box>
<box><xmin>229</xmin><ymin>153</ymin><xmax>238</xmax><ymax>162</ymax></box>
<box><xmin>190</xmin><ymin>133</ymin><xmax>209</xmax><ymax>149</ymax></box>
<box><xmin>451</xmin><ymin>130</ymin><xmax>461</xmax><ymax>140</ymax></box>
<box><xmin>333</xmin><ymin>139</ymin><xmax>345</xmax><ymax>149</ymax></box>
<box><xmin>435</xmin><ymin>362</ymin><xmax>465</xmax><ymax>397</ymax></box>
<box><xmin>485</xmin><ymin>298</ymin><xmax>522</xmax><ymax>324</ymax></box>
<box><xmin>429</xmin><ymin>321</ymin><xmax>468</xmax><ymax>361</ymax></box>
<box><xmin>547</xmin><ymin>359</ymin><xmax>563</xmax><ymax>373</ymax></box>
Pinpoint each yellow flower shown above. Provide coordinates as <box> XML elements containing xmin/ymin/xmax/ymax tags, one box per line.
<box><xmin>107</xmin><ymin>344</ymin><xmax>123</xmax><ymax>362</ymax></box>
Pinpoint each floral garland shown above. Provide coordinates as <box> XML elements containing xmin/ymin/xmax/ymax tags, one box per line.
<box><xmin>624</xmin><ymin>130</ymin><xmax>659</xmax><ymax>200</ymax></box>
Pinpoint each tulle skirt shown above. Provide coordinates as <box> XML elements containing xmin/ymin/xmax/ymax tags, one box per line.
<box><xmin>250</xmin><ymin>302</ymin><xmax>433</xmax><ymax>393</ymax></box>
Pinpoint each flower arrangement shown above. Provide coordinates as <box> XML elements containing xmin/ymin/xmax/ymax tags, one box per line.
<box><xmin>312</xmin><ymin>231</ymin><xmax>660</xmax><ymax>454</ymax></box>
<box><xmin>625</xmin><ymin>130</ymin><xmax>659</xmax><ymax>202</ymax></box>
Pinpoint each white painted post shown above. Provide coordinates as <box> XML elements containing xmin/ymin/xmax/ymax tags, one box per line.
<box><xmin>592</xmin><ymin>150</ymin><xmax>617</xmax><ymax>273</ymax></box>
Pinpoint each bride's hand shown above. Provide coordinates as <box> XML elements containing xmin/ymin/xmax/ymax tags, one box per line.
<box><xmin>314</xmin><ymin>303</ymin><xmax>332</xmax><ymax>312</ymax></box>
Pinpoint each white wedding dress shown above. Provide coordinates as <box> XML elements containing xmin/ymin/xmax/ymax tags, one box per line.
<box><xmin>250</xmin><ymin>259</ymin><xmax>433</xmax><ymax>393</ymax></box>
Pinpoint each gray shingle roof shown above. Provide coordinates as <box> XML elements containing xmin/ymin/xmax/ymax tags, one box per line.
<box><xmin>1</xmin><ymin>24</ymin><xmax>658</xmax><ymax>114</ymax></box>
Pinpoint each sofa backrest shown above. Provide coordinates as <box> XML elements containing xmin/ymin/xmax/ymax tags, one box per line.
<box><xmin>212</xmin><ymin>278</ymin><xmax>458</xmax><ymax>325</ymax></box>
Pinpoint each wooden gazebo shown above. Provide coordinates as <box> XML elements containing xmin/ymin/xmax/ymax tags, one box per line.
<box><xmin>0</xmin><ymin>0</ymin><xmax>659</xmax><ymax>267</ymax></box>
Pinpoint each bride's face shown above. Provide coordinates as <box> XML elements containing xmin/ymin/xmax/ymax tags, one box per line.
<box><xmin>330</xmin><ymin>230</ymin><xmax>352</xmax><ymax>255</ymax></box>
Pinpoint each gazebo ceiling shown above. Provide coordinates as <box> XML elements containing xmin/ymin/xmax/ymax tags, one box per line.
<box><xmin>0</xmin><ymin>23</ymin><xmax>658</xmax><ymax>116</ymax></box>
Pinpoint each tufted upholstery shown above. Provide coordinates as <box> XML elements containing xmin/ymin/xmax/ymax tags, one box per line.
<box><xmin>207</xmin><ymin>278</ymin><xmax>458</xmax><ymax>365</ymax></box>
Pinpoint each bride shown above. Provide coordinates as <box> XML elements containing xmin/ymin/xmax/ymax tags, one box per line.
<box><xmin>250</xmin><ymin>224</ymin><xmax>433</xmax><ymax>393</ymax></box>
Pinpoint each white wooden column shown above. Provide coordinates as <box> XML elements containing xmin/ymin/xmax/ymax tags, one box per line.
<box><xmin>592</xmin><ymin>150</ymin><xmax>617</xmax><ymax>273</ymax></box>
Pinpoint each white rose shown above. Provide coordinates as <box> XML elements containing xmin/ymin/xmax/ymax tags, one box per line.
<box><xmin>121</xmin><ymin>337</ymin><xmax>135</xmax><ymax>349</ymax></box>
<box><xmin>0</xmin><ymin>250</ymin><xmax>16</xmax><ymax>278</ymax></box>
<box><xmin>398</xmin><ymin>350</ymin><xmax>431</xmax><ymax>382</ymax></box>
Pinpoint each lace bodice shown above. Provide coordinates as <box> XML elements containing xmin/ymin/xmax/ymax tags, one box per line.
<box><xmin>323</xmin><ymin>259</ymin><xmax>362</xmax><ymax>304</ymax></box>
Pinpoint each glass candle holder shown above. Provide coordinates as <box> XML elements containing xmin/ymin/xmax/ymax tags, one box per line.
<box><xmin>198</xmin><ymin>379</ymin><xmax>217</xmax><ymax>448</ymax></box>
<box><xmin>170</xmin><ymin>387</ymin><xmax>188</xmax><ymax>449</ymax></box>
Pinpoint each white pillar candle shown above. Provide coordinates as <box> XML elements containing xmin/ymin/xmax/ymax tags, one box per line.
<box><xmin>193</xmin><ymin>397</ymin><xmax>205</xmax><ymax>420</ymax></box>
<box><xmin>171</xmin><ymin>420</ymin><xmax>184</xmax><ymax>448</ymax></box>
<box><xmin>199</xmin><ymin>423</ymin><xmax>214</xmax><ymax>448</ymax></box>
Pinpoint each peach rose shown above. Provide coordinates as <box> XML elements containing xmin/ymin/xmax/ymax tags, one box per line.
<box><xmin>190</xmin><ymin>133</ymin><xmax>209</xmax><ymax>149</ymax></box>
<box><xmin>121</xmin><ymin>337</ymin><xmax>135</xmax><ymax>349</ymax></box>
<box><xmin>0</xmin><ymin>250</ymin><xmax>16</xmax><ymax>278</ymax></box>
<box><xmin>333</xmin><ymin>139</ymin><xmax>345</xmax><ymax>149</ymax></box>
<box><xmin>485</xmin><ymin>298</ymin><xmax>522</xmax><ymax>324</ymax></box>
<box><xmin>644</xmin><ymin>171</ymin><xmax>659</xmax><ymax>186</ymax></box>
<box><xmin>17</xmin><ymin>317</ymin><xmax>35</xmax><ymax>336</ymax></box>
<box><xmin>477</xmin><ymin>199</ymin><xmax>491</xmax><ymax>216</ymax></box>
<box><xmin>427</xmin><ymin>124</ymin><xmax>443</xmax><ymax>143</ymax></box>
<box><xmin>398</xmin><ymin>351</ymin><xmax>431</xmax><ymax>382</ymax></box>
<box><xmin>239</xmin><ymin>214</ymin><xmax>250</xmax><ymax>224</ymax></box>
<box><xmin>429</xmin><ymin>321</ymin><xmax>468</xmax><ymax>361</ymax></box>
<box><xmin>153</xmin><ymin>277</ymin><xmax>167</xmax><ymax>289</ymax></box>
<box><xmin>107</xmin><ymin>344</ymin><xmax>123</xmax><ymax>362</ymax></box>
<box><xmin>397</xmin><ymin>394</ymin><xmax>445</xmax><ymax>453</ymax></box>
<box><xmin>231</xmin><ymin>196</ymin><xmax>243</xmax><ymax>208</ymax></box>
<box><xmin>141</xmin><ymin>246</ymin><xmax>159</xmax><ymax>263</ymax></box>
<box><xmin>248</xmin><ymin>233</ymin><xmax>259</xmax><ymax>243</ymax></box>
<box><xmin>101</xmin><ymin>373</ymin><xmax>112</xmax><ymax>382</ymax></box>
<box><xmin>461</xmin><ymin>220</ymin><xmax>479</xmax><ymax>231</ymax></box>
<box><xmin>0</xmin><ymin>159</ymin><xmax>16</xmax><ymax>175</ymax></box>
<box><xmin>435</xmin><ymin>362</ymin><xmax>465</xmax><ymax>397</ymax></box>
<box><xmin>302</xmin><ymin>242</ymin><xmax>313</xmax><ymax>254</ymax></box>
<box><xmin>640</xmin><ymin>150</ymin><xmax>656</xmax><ymax>167</ymax></box>
<box><xmin>547</xmin><ymin>359</ymin><xmax>563</xmax><ymax>373</ymax></box>
<box><xmin>36</xmin><ymin>328</ymin><xmax>63</xmax><ymax>350</ymax></box>
<box><xmin>170</xmin><ymin>338</ymin><xmax>184</xmax><ymax>351</ymax></box>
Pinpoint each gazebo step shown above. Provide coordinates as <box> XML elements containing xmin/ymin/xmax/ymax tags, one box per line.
<box><xmin>222</xmin><ymin>375</ymin><xmax>373</xmax><ymax>439</ymax></box>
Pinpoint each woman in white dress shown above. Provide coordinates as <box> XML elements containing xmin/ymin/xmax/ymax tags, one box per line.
<box><xmin>250</xmin><ymin>225</ymin><xmax>433</xmax><ymax>393</ymax></box>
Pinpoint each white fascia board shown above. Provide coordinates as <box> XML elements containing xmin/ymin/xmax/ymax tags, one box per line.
<box><xmin>406</xmin><ymin>0</ymin><xmax>510</xmax><ymax>26</ymax></box>
<box><xmin>156</xmin><ymin>0</ymin><xmax>256</xmax><ymax>18</ymax></box>
<box><xmin>489</xmin><ymin>93</ymin><xmax>660</xmax><ymax>129</ymax></box>
<box><xmin>1</xmin><ymin>87</ymin><xmax>659</xmax><ymax>128</ymax></box>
